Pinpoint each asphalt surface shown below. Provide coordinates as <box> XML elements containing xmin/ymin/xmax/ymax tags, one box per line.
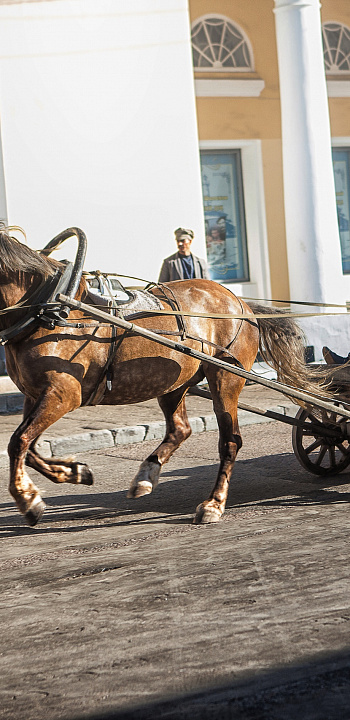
<box><xmin>1</xmin><ymin>378</ymin><xmax>350</xmax><ymax>719</ymax></box>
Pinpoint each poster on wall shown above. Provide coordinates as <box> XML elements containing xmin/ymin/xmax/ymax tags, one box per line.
<box><xmin>332</xmin><ymin>149</ymin><xmax>350</xmax><ymax>274</ymax></box>
<box><xmin>200</xmin><ymin>150</ymin><xmax>249</xmax><ymax>282</ymax></box>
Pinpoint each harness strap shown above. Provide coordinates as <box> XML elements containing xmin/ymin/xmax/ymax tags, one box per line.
<box><xmin>184</xmin><ymin>333</ymin><xmax>245</xmax><ymax>370</ymax></box>
<box><xmin>82</xmin><ymin>328</ymin><xmax>130</xmax><ymax>406</ymax></box>
<box><xmin>80</xmin><ymin>281</ymin><xmax>123</xmax><ymax>405</ymax></box>
<box><xmin>148</xmin><ymin>282</ymin><xmax>188</xmax><ymax>339</ymax></box>
<box><xmin>0</xmin><ymin>263</ymin><xmax>73</xmax><ymax>345</ymax></box>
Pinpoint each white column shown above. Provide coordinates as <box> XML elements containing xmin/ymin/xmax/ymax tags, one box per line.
<box><xmin>274</xmin><ymin>0</ymin><xmax>343</xmax><ymax>307</ymax></box>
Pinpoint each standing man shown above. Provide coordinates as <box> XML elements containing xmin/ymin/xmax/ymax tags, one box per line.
<box><xmin>158</xmin><ymin>227</ymin><xmax>209</xmax><ymax>282</ymax></box>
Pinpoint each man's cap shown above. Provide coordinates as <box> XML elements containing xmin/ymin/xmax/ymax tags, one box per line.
<box><xmin>174</xmin><ymin>227</ymin><xmax>194</xmax><ymax>239</ymax></box>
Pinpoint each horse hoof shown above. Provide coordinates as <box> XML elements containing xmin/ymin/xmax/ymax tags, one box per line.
<box><xmin>128</xmin><ymin>460</ymin><xmax>160</xmax><ymax>499</ymax></box>
<box><xmin>193</xmin><ymin>502</ymin><xmax>222</xmax><ymax>525</ymax></box>
<box><xmin>127</xmin><ymin>481</ymin><xmax>153</xmax><ymax>499</ymax></box>
<box><xmin>76</xmin><ymin>463</ymin><xmax>94</xmax><ymax>486</ymax></box>
<box><xmin>25</xmin><ymin>499</ymin><xmax>46</xmax><ymax>526</ymax></box>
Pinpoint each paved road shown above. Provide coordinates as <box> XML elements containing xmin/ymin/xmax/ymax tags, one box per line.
<box><xmin>1</xmin><ymin>420</ymin><xmax>350</xmax><ymax>719</ymax></box>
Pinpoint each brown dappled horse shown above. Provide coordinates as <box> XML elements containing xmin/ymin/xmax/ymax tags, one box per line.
<box><xmin>0</xmin><ymin>229</ymin><xmax>321</xmax><ymax>527</ymax></box>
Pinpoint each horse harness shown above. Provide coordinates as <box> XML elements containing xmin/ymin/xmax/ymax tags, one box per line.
<box><xmin>0</xmin><ymin>265</ymin><xmax>249</xmax><ymax>405</ymax></box>
<box><xmin>80</xmin><ymin>280</ymin><xmax>249</xmax><ymax>404</ymax></box>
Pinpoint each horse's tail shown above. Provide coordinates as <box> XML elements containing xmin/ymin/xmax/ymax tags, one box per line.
<box><xmin>247</xmin><ymin>302</ymin><xmax>330</xmax><ymax>399</ymax></box>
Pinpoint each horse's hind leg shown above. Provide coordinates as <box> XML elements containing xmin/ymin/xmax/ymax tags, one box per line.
<box><xmin>8</xmin><ymin>390</ymin><xmax>88</xmax><ymax>526</ymax></box>
<box><xmin>194</xmin><ymin>365</ymin><xmax>245</xmax><ymax>525</ymax></box>
<box><xmin>128</xmin><ymin>386</ymin><xmax>191</xmax><ymax>498</ymax></box>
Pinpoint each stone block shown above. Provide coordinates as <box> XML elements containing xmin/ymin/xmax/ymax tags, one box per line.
<box><xmin>35</xmin><ymin>439</ymin><xmax>52</xmax><ymax>458</ymax></box>
<box><xmin>5</xmin><ymin>394</ymin><xmax>24</xmax><ymax>414</ymax></box>
<box><xmin>144</xmin><ymin>422</ymin><xmax>166</xmax><ymax>441</ymax></box>
<box><xmin>51</xmin><ymin>429</ymin><xmax>114</xmax><ymax>456</ymax></box>
<box><xmin>113</xmin><ymin>425</ymin><xmax>146</xmax><ymax>445</ymax></box>
<box><xmin>238</xmin><ymin>409</ymin><xmax>273</xmax><ymax>426</ymax></box>
<box><xmin>201</xmin><ymin>414</ymin><xmax>218</xmax><ymax>431</ymax></box>
<box><xmin>189</xmin><ymin>416</ymin><xmax>205</xmax><ymax>434</ymax></box>
<box><xmin>0</xmin><ymin>396</ymin><xmax>7</xmax><ymax>414</ymax></box>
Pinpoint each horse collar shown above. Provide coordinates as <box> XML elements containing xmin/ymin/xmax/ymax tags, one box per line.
<box><xmin>0</xmin><ymin>263</ymin><xmax>73</xmax><ymax>345</ymax></box>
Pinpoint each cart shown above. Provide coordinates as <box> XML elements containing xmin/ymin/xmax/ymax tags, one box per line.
<box><xmin>189</xmin><ymin>367</ymin><xmax>350</xmax><ymax>478</ymax></box>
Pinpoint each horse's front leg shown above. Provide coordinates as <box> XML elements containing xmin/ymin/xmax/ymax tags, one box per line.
<box><xmin>21</xmin><ymin>396</ymin><xmax>93</xmax><ymax>487</ymax></box>
<box><xmin>8</xmin><ymin>389</ymin><xmax>84</xmax><ymax>526</ymax></box>
<box><xmin>25</xmin><ymin>444</ymin><xmax>93</xmax><ymax>486</ymax></box>
<box><xmin>194</xmin><ymin>368</ymin><xmax>245</xmax><ymax>524</ymax></box>
<box><xmin>128</xmin><ymin>387</ymin><xmax>191</xmax><ymax>498</ymax></box>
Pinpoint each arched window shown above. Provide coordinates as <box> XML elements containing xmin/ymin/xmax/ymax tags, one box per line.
<box><xmin>191</xmin><ymin>15</ymin><xmax>254</xmax><ymax>72</ymax></box>
<box><xmin>323</xmin><ymin>22</ymin><xmax>350</xmax><ymax>73</ymax></box>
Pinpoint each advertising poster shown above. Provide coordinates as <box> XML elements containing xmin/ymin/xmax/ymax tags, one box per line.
<box><xmin>200</xmin><ymin>151</ymin><xmax>249</xmax><ymax>282</ymax></box>
<box><xmin>333</xmin><ymin>149</ymin><xmax>350</xmax><ymax>274</ymax></box>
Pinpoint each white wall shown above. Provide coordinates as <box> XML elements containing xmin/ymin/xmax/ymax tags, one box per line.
<box><xmin>0</xmin><ymin>0</ymin><xmax>205</xmax><ymax>282</ymax></box>
<box><xmin>0</xmin><ymin>121</ymin><xmax>7</xmax><ymax>224</ymax></box>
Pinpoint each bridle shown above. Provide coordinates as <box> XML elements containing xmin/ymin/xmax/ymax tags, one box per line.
<box><xmin>0</xmin><ymin>263</ymin><xmax>73</xmax><ymax>345</ymax></box>
<box><xmin>0</xmin><ymin>227</ymin><xmax>87</xmax><ymax>345</ymax></box>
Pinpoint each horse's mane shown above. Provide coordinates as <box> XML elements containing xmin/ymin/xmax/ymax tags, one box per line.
<box><xmin>0</xmin><ymin>226</ymin><xmax>58</xmax><ymax>278</ymax></box>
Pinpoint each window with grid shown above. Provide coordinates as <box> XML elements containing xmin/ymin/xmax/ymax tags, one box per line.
<box><xmin>323</xmin><ymin>22</ymin><xmax>350</xmax><ymax>73</ymax></box>
<box><xmin>191</xmin><ymin>16</ymin><xmax>253</xmax><ymax>71</ymax></box>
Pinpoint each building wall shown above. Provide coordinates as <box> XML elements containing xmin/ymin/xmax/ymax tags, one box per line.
<box><xmin>0</xmin><ymin>0</ymin><xmax>349</xmax><ymax>333</ymax></box>
<box><xmin>190</xmin><ymin>0</ymin><xmax>350</xmax><ymax>310</ymax></box>
<box><xmin>190</xmin><ymin>0</ymin><xmax>288</xmax><ymax>300</ymax></box>
<box><xmin>0</xmin><ymin>0</ymin><xmax>205</xmax><ymax>281</ymax></box>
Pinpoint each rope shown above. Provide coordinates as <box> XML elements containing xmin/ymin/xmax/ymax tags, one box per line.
<box><xmin>0</xmin><ymin>300</ymin><xmax>348</xmax><ymax>322</ymax></box>
<box><xmin>1</xmin><ymin>268</ymin><xmax>349</xmax><ymax>321</ymax></box>
<box><xmin>240</xmin><ymin>296</ymin><xmax>348</xmax><ymax>308</ymax></box>
<box><xmin>83</xmin><ymin>272</ymin><xmax>350</xmax><ymax>310</ymax></box>
<box><xmin>109</xmin><ymin>309</ymin><xmax>348</xmax><ymax>320</ymax></box>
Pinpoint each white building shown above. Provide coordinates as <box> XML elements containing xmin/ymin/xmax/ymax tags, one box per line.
<box><xmin>0</xmin><ymin>0</ymin><xmax>205</xmax><ymax>281</ymax></box>
<box><xmin>0</xmin><ymin>0</ymin><xmax>349</xmax><ymax>358</ymax></box>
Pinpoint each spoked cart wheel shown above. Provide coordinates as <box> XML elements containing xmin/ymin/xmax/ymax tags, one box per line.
<box><xmin>292</xmin><ymin>407</ymin><xmax>350</xmax><ymax>476</ymax></box>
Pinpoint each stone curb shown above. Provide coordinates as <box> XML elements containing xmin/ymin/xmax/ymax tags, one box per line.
<box><xmin>0</xmin><ymin>402</ymin><xmax>296</xmax><ymax>466</ymax></box>
<box><xmin>0</xmin><ymin>393</ymin><xmax>24</xmax><ymax>414</ymax></box>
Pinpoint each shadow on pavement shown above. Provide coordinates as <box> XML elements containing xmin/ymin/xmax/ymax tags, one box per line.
<box><xmin>71</xmin><ymin>648</ymin><xmax>350</xmax><ymax>719</ymax></box>
<box><xmin>1</xmin><ymin>451</ymin><xmax>350</xmax><ymax>537</ymax></box>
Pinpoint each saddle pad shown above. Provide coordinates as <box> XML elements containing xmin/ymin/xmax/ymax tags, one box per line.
<box><xmin>121</xmin><ymin>289</ymin><xmax>163</xmax><ymax>318</ymax></box>
<box><xmin>85</xmin><ymin>288</ymin><xmax>162</xmax><ymax>318</ymax></box>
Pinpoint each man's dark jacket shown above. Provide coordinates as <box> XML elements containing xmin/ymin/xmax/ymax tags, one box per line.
<box><xmin>158</xmin><ymin>252</ymin><xmax>209</xmax><ymax>282</ymax></box>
